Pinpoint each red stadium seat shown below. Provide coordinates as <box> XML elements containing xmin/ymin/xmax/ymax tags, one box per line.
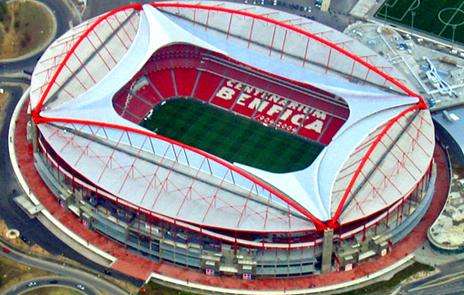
<box><xmin>136</xmin><ymin>84</ymin><xmax>163</xmax><ymax>105</ymax></box>
<box><xmin>126</xmin><ymin>96</ymin><xmax>152</xmax><ymax>119</ymax></box>
<box><xmin>113</xmin><ymin>44</ymin><xmax>349</xmax><ymax>145</ymax></box>
<box><xmin>148</xmin><ymin>69</ymin><xmax>176</xmax><ymax>98</ymax></box>
<box><xmin>318</xmin><ymin>117</ymin><xmax>345</xmax><ymax>145</ymax></box>
<box><xmin>193</xmin><ymin>71</ymin><xmax>224</xmax><ymax>102</ymax></box>
<box><xmin>173</xmin><ymin>68</ymin><xmax>197</xmax><ymax>97</ymax></box>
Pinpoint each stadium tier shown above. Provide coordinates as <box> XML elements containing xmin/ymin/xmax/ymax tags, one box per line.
<box><xmin>27</xmin><ymin>1</ymin><xmax>436</xmax><ymax>277</ymax></box>
<box><xmin>113</xmin><ymin>44</ymin><xmax>348</xmax><ymax>147</ymax></box>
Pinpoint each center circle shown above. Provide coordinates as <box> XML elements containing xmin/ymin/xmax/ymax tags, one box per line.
<box><xmin>409</xmin><ymin>0</ymin><xmax>421</xmax><ymax>12</ymax></box>
<box><xmin>438</xmin><ymin>7</ymin><xmax>464</xmax><ymax>27</ymax></box>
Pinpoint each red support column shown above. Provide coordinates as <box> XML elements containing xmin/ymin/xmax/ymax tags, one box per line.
<box><xmin>226</xmin><ymin>14</ymin><xmax>233</xmax><ymax>39</ymax></box>
<box><xmin>386</xmin><ymin>210</ymin><xmax>390</xmax><ymax>227</ymax></box>
<box><xmin>268</xmin><ymin>25</ymin><xmax>277</xmax><ymax>56</ymax></box>
<box><xmin>205</xmin><ymin>9</ymin><xmax>210</xmax><ymax>31</ymax></box>
<box><xmin>72</xmin><ymin>175</ymin><xmax>75</xmax><ymax>195</ymax></box>
<box><xmin>247</xmin><ymin>18</ymin><xmax>255</xmax><ymax>48</ymax></box>
<box><xmin>325</xmin><ymin>48</ymin><xmax>332</xmax><ymax>73</ymax></box>
<box><xmin>280</xmin><ymin>30</ymin><xmax>288</xmax><ymax>59</ymax></box>
<box><xmin>302</xmin><ymin>38</ymin><xmax>310</xmax><ymax>66</ymax></box>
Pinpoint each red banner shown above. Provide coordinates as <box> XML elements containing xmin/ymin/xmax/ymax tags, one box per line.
<box><xmin>212</xmin><ymin>79</ymin><xmax>329</xmax><ymax>141</ymax></box>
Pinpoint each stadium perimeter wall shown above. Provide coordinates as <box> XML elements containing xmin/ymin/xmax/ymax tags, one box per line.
<box><xmin>7</xmin><ymin>91</ymin><xmax>420</xmax><ymax>294</ymax></box>
<box><xmin>8</xmin><ymin>88</ymin><xmax>117</xmax><ymax>267</ymax></box>
<box><xmin>9</xmin><ymin>87</ymin><xmax>443</xmax><ymax>295</ymax></box>
<box><xmin>31</xmin><ymin>113</ymin><xmax>436</xmax><ymax>278</ymax></box>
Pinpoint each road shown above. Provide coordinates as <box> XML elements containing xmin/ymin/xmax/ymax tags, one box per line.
<box><xmin>0</xmin><ymin>1</ymin><xmax>135</xmax><ymax>289</ymax></box>
<box><xmin>0</xmin><ymin>240</ymin><xmax>127</xmax><ymax>295</ymax></box>
<box><xmin>0</xmin><ymin>0</ymin><xmax>76</xmax><ymax>75</ymax></box>
<box><xmin>83</xmin><ymin>0</ymin><xmax>146</xmax><ymax>19</ymax></box>
<box><xmin>0</xmin><ymin>84</ymin><xmax>87</xmax><ymax>259</ymax></box>
<box><xmin>83</xmin><ymin>0</ymin><xmax>358</xmax><ymax>31</ymax></box>
<box><xmin>4</xmin><ymin>276</ymin><xmax>98</xmax><ymax>295</ymax></box>
<box><xmin>0</xmin><ymin>82</ymin><xmax>142</xmax><ymax>287</ymax></box>
<box><xmin>0</xmin><ymin>0</ymin><xmax>145</xmax><ymax>284</ymax></box>
<box><xmin>401</xmin><ymin>258</ymin><xmax>464</xmax><ymax>295</ymax></box>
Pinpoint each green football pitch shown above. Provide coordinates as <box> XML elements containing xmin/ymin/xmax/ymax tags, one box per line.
<box><xmin>375</xmin><ymin>0</ymin><xmax>464</xmax><ymax>44</ymax></box>
<box><xmin>140</xmin><ymin>99</ymin><xmax>324</xmax><ymax>173</ymax></box>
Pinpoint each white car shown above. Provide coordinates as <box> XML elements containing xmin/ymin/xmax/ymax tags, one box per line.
<box><xmin>27</xmin><ymin>281</ymin><xmax>38</xmax><ymax>287</ymax></box>
<box><xmin>76</xmin><ymin>284</ymin><xmax>85</xmax><ymax>290</ymax></box>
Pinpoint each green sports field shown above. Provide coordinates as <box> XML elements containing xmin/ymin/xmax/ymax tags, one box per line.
<box><xmin>140</xmin><ymin>99</ymin><xmax>324</xmax><ymax>173</ymax></box>
<box><xmin>375</xmin><ymin>0</ymin><xmax>464</xmax><ymax>44</ymax></box>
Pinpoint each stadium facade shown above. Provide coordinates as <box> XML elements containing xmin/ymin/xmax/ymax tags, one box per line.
<box><xmin>27</xmin><ymin>2</ymin><xmax>436</xmax><ymax>278</ymax></box>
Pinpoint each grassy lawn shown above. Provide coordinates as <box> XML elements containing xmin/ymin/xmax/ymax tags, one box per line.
<box><xmin>340</xmin><ymin>262</ymin><xmax>435</xmax><ymax>295</ymax></box>
<box><xmin>141</xmin><ymin>99</ymin><xmax>324</xmax><ymax>173</ymax></box>
<box><xmin>139</xmin><ymin>281</ymin><xmax>197</xmax><ymax>295</ymax></box>
<box><xmin>375</xmin><ymin>0</ymin><xmax>464</xmax><ymax>44</ymax></box>
<box><xmin>23</xmin><ymin>287</ymin><xmax>81</xmax><ymax>295</ymax></box>
<box><xmin>140</xmin><ymin>262</ymin><xmax>434</xmax><ymax>295</ymax></box>
<box><xmin>0</xmin><ymin>91</ymin><xmax>9</xmax><ymax>117</ymax></box>
<box><xmin>0</xmin><ymin>218</ymin><xmax>51</xmax><ymax>257</ymax></box>
<box><xmin>0</xmin><ymin>218</ymin><xmax>138</xmax><ymax>294</ymax></box>
<box><xmin>0</xmin><ymin>256</ymin><xmax>51</xmax><ymax>293</ymax></box>
<box><xmin>0</xmin><ymin>0</ymin><xmax>54</xmax><ymax>59</ymax></box>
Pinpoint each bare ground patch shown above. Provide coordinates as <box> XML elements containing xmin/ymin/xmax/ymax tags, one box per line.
<box><xmin>0</xmin><ymin>0</ymin><xmax>54</xmax><ymax>59</ymax></box>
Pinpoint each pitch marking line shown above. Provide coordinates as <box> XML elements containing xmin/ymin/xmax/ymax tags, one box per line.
<box><xmin>438</xmin><ymin>1</ymin><xmax>464</xmax><ymax>36</ymax></box>
<box><xmin>399</xmin><ymin>0</ymin><xmax>421</xmax><ymax>21</ymax></box>
<box><xmin>377</xmin><ymin>0</ymin><xmax>421</xmax><ymax>22</ymax></box>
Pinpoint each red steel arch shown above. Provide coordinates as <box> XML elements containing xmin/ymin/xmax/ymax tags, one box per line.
<box><xmin>31</xmin><ymin>2</ymin><xmax>144</xmax><ymax>119</ymax></box>
<box><xmin>148</xmin><ymin>2</ymin><xmax>429</xmax><ymax>228</ymax></box>
<box><xmin>35</xmin><ymin>115</ymin><xmax>327</xmax><ymax>230</ymax></box>
<box><xmin>31</xmin><ymin>2</ymin><xmax>429</xmax><ymax>231</ymax></box>
<box><xmin>327</xmin><ymin>104</ymin><xmax>421</xmax><ymax>227</ymax></box>
<box><xmin>150</xmin><ymin>2</ymin><xmax>426</xmax><ymax>107</ymax></box>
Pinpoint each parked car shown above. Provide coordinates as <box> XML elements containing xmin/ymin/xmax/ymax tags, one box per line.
<box><xmin>27</xmin><ymin>281</ymin><xmax>38</xmax><ymax>287</ymax></box>
<box><xmin>76</xmin><ymin>284</ymin><xmax>85</xmax><ymax>291</ymax></box>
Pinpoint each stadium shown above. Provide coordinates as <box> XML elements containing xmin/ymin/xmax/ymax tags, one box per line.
<box><xmin>26</xmin><ymin>1</ymin><xmax>436</xmax><ymax>279</ymax></box>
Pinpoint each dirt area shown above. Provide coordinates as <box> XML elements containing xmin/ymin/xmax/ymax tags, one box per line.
<box><xmin>0</xmin><ymin>219</ymin><xmax>51</xmax><ymax>256</ymax></box>
<box><xmin>140</xmin><ymin>281</ymin><xmax>197</xmax><ymax>295</ymax></box>
<box><xmin>0</xmin><ymin>0</ymin><xmax>54</xmax><ymax>59</ymax></box>
<box><xmin>0</xmin><ymin>256</ymin><xmax>51</xmax><ymax>293</ymax></box>
<box><xmin>0</xmin><ymin>91</ymin><xmax>8</xmax><ymax>100</ymax></box>
<box><xmin>340</xmin><ymin>262</ymin><xmax>435</xmax><ymax>295</ymax></box>
<box><xmin>453</xmin><ymin>165</ymin><xmax>464</xmax><ymax>179</ymax></box>
<box><xmin>0</xmin><ymin>218</ymin><xmax>139</xmax><ymax>294</ymax></box>
<box><xmin>140</xmin><ymin>262</ymin><xmax>434</xmax><ymax>295</ymax></box>
<box><xmin>23</xmin><ymin>287</ymin><xmax>81</xmax><ymax>295</ymax></box>
<box><xmin>0</xmin><ymin>91</ymin><xmax>11</xmax><ymax>123</ymax></box>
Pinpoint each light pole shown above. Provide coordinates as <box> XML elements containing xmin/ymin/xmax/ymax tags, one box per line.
<box><xmin>411</xmin><ymin>11</ymin><xmax>416</xmax><ymax>28</ymax></box>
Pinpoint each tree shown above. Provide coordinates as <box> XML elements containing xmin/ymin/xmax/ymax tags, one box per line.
<box><xmin>0</xmin><ymin>2</ymin><xmax>7</xmax><ymax>23</ymax></box>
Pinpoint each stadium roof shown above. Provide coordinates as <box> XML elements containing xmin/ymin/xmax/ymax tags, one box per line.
<box><xmin>30</xmin><ymin>1</ymin><xmax>434</xmax><ymax>232</ymax></box>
